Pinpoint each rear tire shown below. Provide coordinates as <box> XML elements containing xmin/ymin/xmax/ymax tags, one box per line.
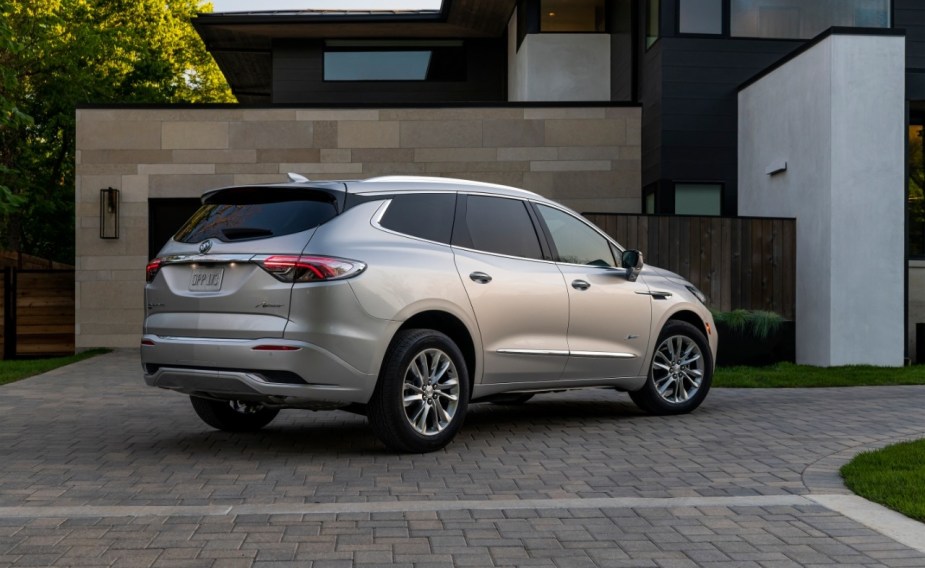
<box><xmin>368</xmin><ymin>329</ymin><xmax>469</xmax><ymax>453</ymax></box>
<box><xmin>630</xmin><ymin>320</ymin><xmax>713</xmax><ymax>415</ymax></box>
<box><xmin>190</xmin><ymin>396</ymin><xmax>280</xmax><ymax>432</ymax></box>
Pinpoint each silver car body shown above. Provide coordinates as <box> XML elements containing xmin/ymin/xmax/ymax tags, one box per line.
<box><xmin>142</xmin><ymin>176</ymin><xmax>717</xmax><ymax>409</ymax></box>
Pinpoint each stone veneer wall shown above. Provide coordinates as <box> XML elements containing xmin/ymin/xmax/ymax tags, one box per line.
<box><xmin>75</xmin><ymin>106</ymin><xmax>642</xmax><ymax>349</ymax></box>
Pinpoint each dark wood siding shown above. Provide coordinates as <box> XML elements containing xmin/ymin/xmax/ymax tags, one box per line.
<box><xmin>895</xmin><ymin>0</ymin><xmax>925</xmax><ymax>100</ymax></box>
<box><xmin>272</xmin><ymin>38</ymin><xmax>506</xmax><ymax>104</ymax></box>
<box><xmin>659</xmin><ymin>37</ymin><xmax>800</xmax><ymax>215</ymax></box>
<box><xmin>610</xmin><ymin>0</ymin><xmax>634</xmax><ymax>101</ymax></box>
<box><xmin>586</xmin><ymin>213</ymin><xmax>797</xmax><ymax>319</ymax></box>
<box><xmin>895</xmin><ymin>0</ymin><xmax>925</xmax><ymax>72</ymax></box>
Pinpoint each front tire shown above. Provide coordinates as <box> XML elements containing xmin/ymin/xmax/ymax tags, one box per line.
<box><xmin>368</xmin><ymin>329</ymin><xmax>470</xmax><ymax>453</ymax></box>
<box><xmin>630</xmin><ymin>320</ymin><xmax>713</xmax><ymax>415</ymax></box>
<box><xmin>189</xmin><ymin>396</ymin><xmax>280</xmax><ymax>432</ymax></box>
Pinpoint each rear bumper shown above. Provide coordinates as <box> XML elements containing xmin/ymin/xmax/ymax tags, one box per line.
<box><xmin>140</xmin><ymin>335</ymin><xmax>377</xmax><ymax>405</ymax></box>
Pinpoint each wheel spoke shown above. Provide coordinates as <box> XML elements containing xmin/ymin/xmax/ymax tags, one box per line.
<box><xmin>680</xmin><ymin>352</ymin><xmax>701</xmax><ymax>366</ymax></box>
<box><xmin>415</xmin><ymin>401</ymin><xmax>431</xmax><ymax>432</ymax></box>
<box><xmin>404</xmin><ymin>393</ymin><xmax>424</xmax><ymax>406</ymax></box>
<box><xmin>435</xmin><ymin>403</ymin><xmax>452</xmax><ymax>429</ymax></box>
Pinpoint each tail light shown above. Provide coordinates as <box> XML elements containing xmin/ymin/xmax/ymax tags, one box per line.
<box><xmin>145</xmin><ymin>258</ymin><xmax>163</xmax><ymax>283</ymax></box>
<box><xmin>258</xmin><ymin>255</ymin><xmax>366</xmax><ymax>283</ymax></box>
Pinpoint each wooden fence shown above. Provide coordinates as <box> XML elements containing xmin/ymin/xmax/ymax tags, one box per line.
<box><xmin>585</xmin><ymin>214</ymin><xmax>796</xmax><ymax>320</ymax></box>
<box><xmin>1</xmin><ymin>268</ymin><xmax>75</xmax><ymax>359</ymax></box>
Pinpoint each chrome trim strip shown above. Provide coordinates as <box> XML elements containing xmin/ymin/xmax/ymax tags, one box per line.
<box><xmin>570</xmin><ymin>351</ymin><xmax>637</xmax><ymax>359</ymax></box>
<box><xmin>635</xmin><ymin>290</ymin><xmax>673</xmax><ymax>297</ymax></box>
<box><xmin>497</xmin><ymin>349</ymin><xmax>636</xmax><ymax>359</ymax></box>
<box><xmin>162</xmin><ymin>254</ymin><xmax>255</xmax><ymax>264</ymax></box>
<box><xmin>496</xmin><ymin>349</ymin><xmax>569</xmax><ymax>357</ymax></box>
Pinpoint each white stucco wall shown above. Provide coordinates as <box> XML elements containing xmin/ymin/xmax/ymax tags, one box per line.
<box><xmin>739</xmin><ymin>34</ymin><xmax>905</xmax><ymax>366</ymax></box>
<box><xmin>507</xmin><ymin>10</ymin><xmax>611</xmax><ymax>102</ymax></box>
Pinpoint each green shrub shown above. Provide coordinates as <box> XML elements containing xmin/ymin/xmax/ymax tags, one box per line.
<box><xmin>710</xmin><ymin>309</ymin><xmax>784</xmax><ymax>340</ymax></box>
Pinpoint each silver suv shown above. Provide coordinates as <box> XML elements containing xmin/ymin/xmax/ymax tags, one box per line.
<box><xmin>142</xmin><ymin>176</ymin><xmax>717</xmax><ymax>452</ymax></box>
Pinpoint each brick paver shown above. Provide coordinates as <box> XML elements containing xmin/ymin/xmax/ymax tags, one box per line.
<box><xmin>0</xmin><ymin>350</ymin><xmax>924</xmax><ymax>566</ymax></box>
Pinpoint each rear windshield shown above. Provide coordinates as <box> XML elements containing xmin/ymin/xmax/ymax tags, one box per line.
<box><xmin>174</xmin><ymin>187</ymin><xmax>339</xmax><ymax>243</ymax></box>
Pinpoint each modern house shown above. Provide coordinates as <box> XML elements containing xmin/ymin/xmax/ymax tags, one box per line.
<box><xmin>74</xmin><ymin>0</ymin><xmax>924</xmax><ymax>366</ymax></box>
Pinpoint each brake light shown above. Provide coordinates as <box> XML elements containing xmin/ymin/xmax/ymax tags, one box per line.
<box><xmin>252</xmin><ymin>345</ymin><xmax>301</xmax><ymax>351</ymax></box>
<box><xmin>259</xmin><ymin>255</ymin><xmax>366</xmax><ymax>283</ymax></box>
<box><xmin>145</xmin><ymin>259</ymin><xmax>163</xmax><ymax>283</ymax></box>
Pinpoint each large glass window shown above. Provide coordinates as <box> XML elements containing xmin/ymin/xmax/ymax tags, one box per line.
<box><xmin>536</xmin><ymin>205</ymin><xmax>616</xmax><ymax>267</ymax></box>
<box><xmin>323</xmin><ymin>40</ymin><xmax>465</xmax><ymax>81</ymax></box>
<box><xmin>731</xmin><ymin>0</ymin><xmax>890</xmax><ymax>39</ymax></box>
<box><xmin>675</xmin><ymin>183</ymin><xmax>722</xmax><ymax>216</ymax></box>
<box><xmin>910</xmin><ymin>123</ymin><xmax>924</xmax><ymax>258</ymax></box>
<box><xmin>540</xmin><ymin>0</ymin><xmax>606</xmax><ymax>32</ymax></box>
<box><xmin>646</xmin><ymin>0</ymin><xmax>660</xmax><ymax>48</ymax></box>
<box><xmin>680</xmin><ymin>0</ymin><xmax>723</xmax><ymax>35</ymax></box>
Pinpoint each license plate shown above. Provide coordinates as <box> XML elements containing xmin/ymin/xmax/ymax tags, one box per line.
<box><xmin>189</xmin><ymin>267</ymin><xmax>224</xmax><ymax>291</ymax></box>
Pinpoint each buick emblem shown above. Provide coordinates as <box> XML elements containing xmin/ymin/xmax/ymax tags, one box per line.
<box><xmin>199</xmin><ymin>240</ymin><xmax>213</xmax><ymax>254</ymax></box>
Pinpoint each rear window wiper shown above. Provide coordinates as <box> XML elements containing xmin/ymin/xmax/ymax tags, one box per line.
<box><xmin>221</xmin><ymin>227</ymin><xmax>274</xmax><ymax>240</ymax></box>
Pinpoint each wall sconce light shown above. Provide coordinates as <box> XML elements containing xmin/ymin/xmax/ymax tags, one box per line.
<box><xmin>100</xmin><ymin>187</ymin><xmax>120</xmax><ymax>239</ymax></box>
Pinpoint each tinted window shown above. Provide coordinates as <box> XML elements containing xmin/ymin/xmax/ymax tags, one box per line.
<box><xmin>458</xmin><ymin>196</ymin><xmax>543</xmax><ymax>260</ymax></box>
<box><xmin>536</xmin><ymin>204</ymin><xmax>616</xmax><ymax>267</ymax></box>
<box><xmin>174</xmin><ymin>188</ymin><xmax>338</xmax><ymax>243</ymax></box>
<box><xmin>380</xmin><ymin>193</ymin><xmax>456</xmax><ymax>244</ymax></box>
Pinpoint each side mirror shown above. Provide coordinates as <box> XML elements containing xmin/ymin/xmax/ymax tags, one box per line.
<box><xmin>622</xmin><ymin>249</ymin><xmax>643</xmax><ymax>282</ymax></box>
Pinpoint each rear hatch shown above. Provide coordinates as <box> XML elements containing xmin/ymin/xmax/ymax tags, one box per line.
<box><xmin>144</xmin><ymin>184</ymin><xmax>345</xmax><ymax>339</ymax></box>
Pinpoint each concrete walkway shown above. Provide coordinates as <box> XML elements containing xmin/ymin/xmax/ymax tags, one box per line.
<box><xmin>0</xmin><ymin>349</ymin><xmax>924</xmax><ymax>567</ymax></box>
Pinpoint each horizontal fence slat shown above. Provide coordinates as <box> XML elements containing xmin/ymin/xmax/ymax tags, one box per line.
<box><xmin>0</xmin><ymin>268</ymin><xmax>75</xmax><ymax>359</ymax></box>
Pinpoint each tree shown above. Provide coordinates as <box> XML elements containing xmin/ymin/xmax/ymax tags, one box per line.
<box><xmin>0</xmin><ymin>0</ymin><xmax>234</xmax><ymax>263</ymax></box>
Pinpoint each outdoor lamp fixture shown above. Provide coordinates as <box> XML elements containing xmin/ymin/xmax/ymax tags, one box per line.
<box><xmin>100</xmin><ymin>187</ymin><xmax>120</xmax><ymax>239</ymax></box>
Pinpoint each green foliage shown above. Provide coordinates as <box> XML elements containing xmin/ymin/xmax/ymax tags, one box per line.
<box><xmin>0</xmin><ymin>0</ymin><xmax>234</xmax><ymax>263</ymax></box>
<box><xmin>714</xmin><ymin>362</ymin><xmax>925</xmax><ymax>388</ymax></box>
<box><xmin>0</xmin><ymin>348</ymin><xmax>110</xmax><ymax>386</ymax></box>
<box><xmin>842</xmin><ymin>439</ymin><xmax>925</xmax><ymax>523</ymax></box>
<box><xmin>710</xmin><ymin>309</ymin><xmax>784</xmax><ymax>340</ymax></box>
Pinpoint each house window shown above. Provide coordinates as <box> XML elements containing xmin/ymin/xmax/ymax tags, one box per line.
<box><xmin>679</xmin><ymin>0</ymin><xmax>723</xmax><ymax>35</ymax></box>
<box><xmin>540</xmin><ymin>0</ymin><xmax>606</xmax><ymax>32</ymax></box>
<box><xmin>910</xmin><ymin>123</ymin><xmax>924</xmax><ymax>258</ymax></box>
<box><xmin>675</xmin><ymin>183</ymin><xmax>722</xmax><ymax>216</ymax></box>
<box><xmin>646</xmin><ymin>0</ymin><xmax>660</xmax><ymax>48</ymax></box>
<box><xmin>323</xmin><ymin>40</ymin><xmax>466</xmax><ymax>81</ymax></box>
<box><xmin>731</xmin><ymin>0</ymin><xmax>890</xmax><ymax>39</ymax></box>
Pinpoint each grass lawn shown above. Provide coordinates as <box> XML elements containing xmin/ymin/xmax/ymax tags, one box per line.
<box><xmin>714</xmin><ymin>362</ymin><xmax>925</xmax><ymax>388</ymax></box>
<box><xmin>0</xmin><ymin>349</ymin><xmax>110</xmax><ymax>387</ymax></box>
<box><xmin>842</xmin><ymin>439</ymin><xmax>925</xmax><ymax>523</ymax></box>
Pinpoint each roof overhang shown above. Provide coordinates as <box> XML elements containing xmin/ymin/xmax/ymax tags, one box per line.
<box><xmin>194</xmin><ymin>0</ymin><xmax>517</xmax><ymax>102</ymax></box>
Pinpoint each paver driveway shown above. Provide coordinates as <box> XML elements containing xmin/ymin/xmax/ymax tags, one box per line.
<box><xmin>0</xmin><ymin>349</ymin><xmax>924</xmax><ymax>567</ymax></box>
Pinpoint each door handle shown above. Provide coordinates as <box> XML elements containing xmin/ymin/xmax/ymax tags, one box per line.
<box><xmin>571</xmin><ymin>279</ymin><xmax>590</xmax><ymax>291</ymax></box>
<box><xmin>469</xmin><ymin>271</ymin><xmax>492</xmax><ymax>284</ymax></box>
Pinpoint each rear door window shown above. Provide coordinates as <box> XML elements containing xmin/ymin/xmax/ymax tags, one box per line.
<box><xmin>174</xmin><ymin>187</ymin><xmax>339</xmax><ymax>243</ymax></box>
<box><xmin>380</xmin><ymin>193</ymin><xmax>456</xmax><ymax>244</ymax></box>
<box><xmin>453</xmin><ymin>195</ymin><xmax>544</xmax><ymax>260</ymax></box>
